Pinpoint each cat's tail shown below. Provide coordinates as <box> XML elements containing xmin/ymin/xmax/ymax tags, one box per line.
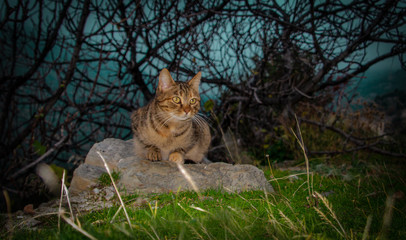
<box><xmin>35</xmin><ymin>163</ymin><xmax>61</xmax><ymax>196</ymax></box>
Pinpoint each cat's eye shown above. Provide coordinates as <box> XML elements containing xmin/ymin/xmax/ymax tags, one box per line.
<box><xmin>172</xmin><ymin>96</ymin><xmax>181</xmax><ymax>103</ymax></box>
<box><xmin>190</xmin><ymin>98</ymin><xmax>197</xmax><ymax>104</ymax></box>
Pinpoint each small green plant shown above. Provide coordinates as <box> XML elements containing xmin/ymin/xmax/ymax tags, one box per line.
<box><xmin>98</xmin><ymin>171</ymin><xmax>120</xmax><ymax>187</ymax></box>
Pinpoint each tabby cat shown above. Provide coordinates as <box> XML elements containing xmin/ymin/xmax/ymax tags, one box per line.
<box><xmin>131</xmin><ymin>68</ymin><xmax>210</xmax><ymax>164</ymax></box>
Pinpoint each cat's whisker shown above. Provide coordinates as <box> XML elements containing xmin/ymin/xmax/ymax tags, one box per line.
<box><xmin>161</xmin><ymin>116</ymin><xmax>173</xmax><ymax>127</ymax></box>
<box><xmin>149</xmin><ymin>111</ymin><xmax>173</xmax><ymax>132</ymax></box>
<box><xmin>193</xmin><ymin>115</ymin><xmax>208</xmax><ymax>131</ymax></box>
<box><xmin>192</xmin><ymin>119</ymin><xmax>200</xmax><ymax>130</ymax></box>
<box><xmin>193</xmin><ymin>114</ymin><xmax>212</xmax><ymax>130</ymax></box>
<box><xmin>197</xmin><ymin>113</ymin><xmax>212</xmax><ymax>123</ymax></box>
<box><xmin>195</xmin><ymin>115</ymin><xmax>206</xmax><ymax>126</ymax></box>
<box><xmin>156</xmin><ymin>115</ymin><xmax>173</xmax><ymax>131</ymax></box>
<box><xmin>197</xmin><ymin>113</ymin><xmax>214</xmax><ymax>128</ymax></box>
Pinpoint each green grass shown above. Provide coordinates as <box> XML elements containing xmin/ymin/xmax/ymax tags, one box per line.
<box><xmin>5</xmin><ymin>160</ymin><xmax>406</xmax><ymax>240</ymax></box>
<box><xmin>98</xmin><ymin>171</ymin><xmax>121</xmax><ymax>187</ymax></box>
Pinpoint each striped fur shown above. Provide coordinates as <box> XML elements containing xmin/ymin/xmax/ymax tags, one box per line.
<box><xmin>131</xmin><ymin>69</ymin><xmax>210</xmax><ymax>164</ymax></box>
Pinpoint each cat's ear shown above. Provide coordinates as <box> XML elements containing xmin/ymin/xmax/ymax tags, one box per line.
<box><xmin>188</xmin><ymin>72</ymin><xmax>201</xmax><ymax>91</ymax></box>
<box><xmin>158</xmin><ymin>68</ymin><xmax>176</xmax><ymax>93</ymax></box>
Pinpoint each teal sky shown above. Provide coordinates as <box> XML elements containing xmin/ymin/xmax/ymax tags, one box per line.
<box><xmin>357</xmin><ymin>42</ymin><xmax>405</xmax><ymax>99</ymax></box>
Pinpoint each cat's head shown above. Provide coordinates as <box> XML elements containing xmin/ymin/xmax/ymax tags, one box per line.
<box><xmin>155</xmin><ymin>68</ymin><xmax>202</xmax><ymax>120</ymax></box>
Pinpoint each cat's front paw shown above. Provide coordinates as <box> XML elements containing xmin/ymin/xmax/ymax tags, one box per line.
<box><xmin>168</xmin><ymin>152</ymin><xmax>184</xmax><ymax>164</ymax></box>
<box><xmin>146</xmin><ymin>147</ymin><xmax>162</xmax><ymax>161</ymax></box>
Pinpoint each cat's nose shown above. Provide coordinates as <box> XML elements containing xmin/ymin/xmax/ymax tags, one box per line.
<box><xmin>183</xmin><ymin>107</ymin><xmax>190</xmax><ymax>114</ymax></box>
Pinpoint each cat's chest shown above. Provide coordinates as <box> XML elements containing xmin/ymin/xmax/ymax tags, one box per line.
<box><xmin>150</xmin><ymin>122</ymin><xmax>191</xmax><ymax>143</ymax></box>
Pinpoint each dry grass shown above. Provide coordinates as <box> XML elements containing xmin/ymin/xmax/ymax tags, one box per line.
<box><xmin>96</xmin><ymin>151</ymin><xmax>132</xmax><ymax>228</ymax></box>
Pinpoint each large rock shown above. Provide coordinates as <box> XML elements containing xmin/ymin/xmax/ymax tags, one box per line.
<box><xmin>69</xmin><ymin>138</ymin><xmax>274</xmax><ymax>195</ymax></box>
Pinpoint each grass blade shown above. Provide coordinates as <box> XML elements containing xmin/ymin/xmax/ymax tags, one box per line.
<box><xmin>97</xmin><ymin>151</ymin><xmax>132</xmax><ymax>229</ymax></box>
<box><xmin>60</xmin><ymin>210</ymin><xmax>97</xmax><ymax>240</ymax></box>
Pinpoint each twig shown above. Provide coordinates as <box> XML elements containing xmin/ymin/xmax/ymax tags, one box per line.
<box><xmin>11</xmin><ymin>134</ymin><xmax>68</xmax><ymax>179</ymax></box>
<box><xmin>299</xmin><ymin>117</ymin><xmax>406</xmax><ymax>158</ymax></box>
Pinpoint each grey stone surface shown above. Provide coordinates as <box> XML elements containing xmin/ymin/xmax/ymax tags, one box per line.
<box><xmin>69</xmin><ymin>164</ymin><xmax>106</xmax><ymax>194</ymax></box>
<box><xmin>69</xmin><ymin>138</ymin><xmax>274</xmax><ymax>195</ymax></box>
<box><xmin>84</xmin><ymin>138</ymin><xmax>134</xmax><ymax>169</ymax></box>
